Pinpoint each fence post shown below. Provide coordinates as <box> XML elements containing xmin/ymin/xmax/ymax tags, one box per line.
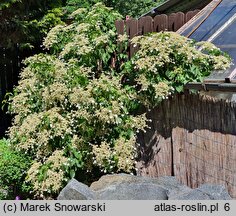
<box><xmin>126</xmin><ymin>18</ymin><xmax>139</xmax><ymax>58</ymax></box>
<box><xmin>168</xmin><ymin>12</ymin><xmax>185</xmax><ymax>31</ymax></box>
<box><xmin>115</xmin><ymin>20</ymin><xmax>125</xmax><ymax>35</ymax></box>
<box><xmin>153</xmin><ymin>14</ymin><xmax>168</xmax><ymax>32</ymax></box>
<box><xmin>138</xmin><ymin>16</ymin><xmax>153</xmax><ymax>35</ymax></box>
<box><xmin>115</xmin><ymin>10</ymin><xmax>200</xmax><ymax>58</ymax></box>
<box><xmin>185</xmin><ymin>9</ymin><xmax>200</xmax><ymax>22</ymax></box>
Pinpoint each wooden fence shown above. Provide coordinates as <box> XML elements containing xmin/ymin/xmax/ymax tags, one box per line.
<box><xmin>0</xmin><ymin>46</ymin><xmax>21</xmax><ymax>100</ymax></box>
<box><xmin>136</xmin><ymin>93</ymin><xmax>236</xmax><ymax>198</ymax></box>
<box><xmin>115</xmin><ymin>10</ymin><xmax>200</xmax><ymax>57</ymax></box>
<box><xmin>0</xmin><ymin>45</ymin><xmax>25</xmax><ymax>137</ymax></box>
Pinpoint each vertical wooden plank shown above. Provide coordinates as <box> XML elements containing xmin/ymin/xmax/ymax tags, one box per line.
<box><xmin>175</xmin><ymin>12</ymin><xmax>185</xmax><ymax>31</ymax></box>
<box><xmin>168</xmin><ymin>13</ymin><xmax>176</xmax><ymax>31</ymax></box>
<box><xmin>185</xmin><ymin>9</ymin><xmax>200</xmax><ymax>22</ymax></box>
<box><xmin>138</xmin><ymin>16</ymin><xmax>153</xmax><ymax>35</ymax></box>
<box><xmin>115</xmin><ymin>20</ymin><xmax>125</xmax><ymax>35</ymax></box>
<box><xmin>185</xmin><ymin>11</ymin><xmax>193</xmax><ymax>23</ymax></box>
<box><xmin>126</xmin><ymin>18</ymin><xmax>138</xmax><ymax>57</ymax></box>
<box><xmin>126</xmin><ymin>18</ymin><xmax>138</xmax><ymax>39</ymax></box>
<box><xmin>115</xmin><ymin>20</ymin><xmax>125</xmax><ymax>63</ymax></box>
<box><xmin>168</xmin><ymin>12</ymin><xmax>185</xmax><ymax>31</ymax></box>
<box><xmin>153</xmin><ymin>14</ymin><xmax>168</xmax><ymax>32</ymax></box>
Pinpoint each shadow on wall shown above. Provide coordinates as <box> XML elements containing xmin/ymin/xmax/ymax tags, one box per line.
<box><xmin>136</xmin><ymin>92</ymin><xmax>236</xmax><ymax>198</ymax></box>
<box><xmin>0</xmin><ymin>45</ymin><xmax>40</xmax><ymax>138</ymax></box>
<box><xmin>0</xmin><ymin>111</ymin><xmax>11</xmax><ymax>138</ymax></box>
<box><xmin>137</xmin><ymin>92</ymin><xmax>236</xmax><ymax>164</ymax></box>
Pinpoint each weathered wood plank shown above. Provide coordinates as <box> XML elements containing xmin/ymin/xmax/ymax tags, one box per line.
<box><xmin>153</xmin><ymin>14</ymin><xmax>168</xmax><ymax>32</ymax></box>
<box><xmin>137</xmin><ymin>93</ymin><xmax>236</xmax><ymax>198</ymax></box>
<box><xmin>116</xmin><ymin>10</ymin><xmax>201</xmax><ymax>57</ymax></box>
<box><xmin>115</xmin><ymin>20</ymin><xmax>125</xmax><ymax>35</ymax></box>
<box><xmin>126</xmin><ymin>18</ymin><xmax>138</xmax><ymax>57</ymax></box>
<box><xmin>186</xmin><ymin>9</ymin><xmax>200</xmax><ymax>22</ymax></box>
<box><xmin>138</xmin><ymin>16</ymin><xmax>153</xmax><ymax>35</ymax></box>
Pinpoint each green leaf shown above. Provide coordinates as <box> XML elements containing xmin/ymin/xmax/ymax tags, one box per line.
<box><xmin>70</xmin><ymin>169</ymin><xmax>75</xmax><ymax>179</ymax></box>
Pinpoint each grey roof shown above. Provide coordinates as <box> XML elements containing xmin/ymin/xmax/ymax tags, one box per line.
<box><xmin>178</xmin><ymin>0</ymin><xmax>236</xmax><ymax>83</ymax></box>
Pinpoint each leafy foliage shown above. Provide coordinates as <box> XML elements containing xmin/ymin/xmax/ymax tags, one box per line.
<box><xmin>44</xmin><ymin>3</ymin><xmax>124</xmax><ymax>73</ymax></box>
<box><xmin>103</xmin><ymin>0</ymin><xmax>164</xmax><ymax>17</ymax></box>
<box><xmin>121</xmin><ymin>32</ymin><xmax>231</xmax><ymax>107</ymax></box>
<box><xmin>65</xmin><ymin>0</ymin><xmax>101</xmax><ymax>14</ymax></box>
<box><xmin>0</xmin><ymin>0</ymin><xmax>164</xmax><ymax>48</ymax></box>
<box><xmin>5</xmin><ymin>3</ymin><xmax>231</xmax><ymax>199</ymax></box>
<box><xmin>0</xmin><ymin>139</ymin><xmax>32</xmax><ymax>200</ymax></box>
<box><xmin>0</xmin><ymin>0</ymin><xmax>21</xmax><ymax>10</ymax></box>
<box><xmin>7</xmin><ymin>3</ymin><xmax>143</xmax><ymax>199</ymax></box>
<box><xmin>65</xmin><ymin>0</ymin><xmax>165</xmax><ymax>18</ymax></box>
<box><xmin>0</xmin><ymin>0</ymin><xmax>65</xmax><ymax>48</ymax></box>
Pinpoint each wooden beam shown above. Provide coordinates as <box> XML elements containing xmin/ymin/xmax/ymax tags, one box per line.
<box><xmin>185</xmin><ymin>82</ymin><xmax>236</xmax><ymax>92</ymax></box>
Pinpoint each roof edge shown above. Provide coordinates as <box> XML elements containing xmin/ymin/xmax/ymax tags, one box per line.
<box><xmin>177</xmin><ymin>0</ymin><xmax>222</xmax><ymax>36</ymax></box>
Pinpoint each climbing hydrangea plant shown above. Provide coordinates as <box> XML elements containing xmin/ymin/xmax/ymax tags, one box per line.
<box><xmin>6</xmin><ymin>3</ymin><xmax>231</xmax><ymax>199</ymax></box>
<box><xmin>122</xmin><ymin>32</ymin><xmax>231</xmax><ymax>107</ymax></box>
<box><xmin>7</xmin><ymin>3</ymin><xmax>141</xmax><ymax>199</ymax></box>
